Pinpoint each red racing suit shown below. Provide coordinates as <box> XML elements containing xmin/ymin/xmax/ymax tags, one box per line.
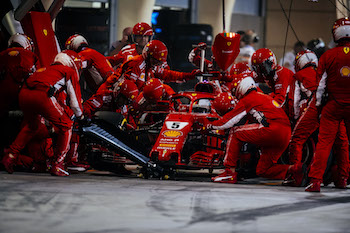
<box><xmin>79</xmin><ymin>47</ymin><xmax>114</xmax><ymax>92</ymax></box>
<box><xmin>188</xmin><ymin>46</ymin><xmax>213</xmax><ymax>71</ymax></box>
<box><xmin>209</xmin><ymin>89</ymin><xmax>291</xmax><ymax>180</ymax></box>
<box><xmin>107</xmin><ymin>44</ymin><xmax>139</xmax><ymax>68</ymax></box>
<box><xmin>84</xmin><ymin>55</ymin><xmax>195</xmax><ymax>122</ymax></box>
<box><xmin>308</xmin><ymin>41</ymin><xmax>350</xmax><ymax>181</ymax></box>
<box><xmin>255</xmin><ymin>65</ymin><xmax>295</xmax><ymax>121</ymax></box>
<box><xmin>289</xmin><ymin>67</ymin><xmax>348</xmax><ymax>166</ymax></box>
<box><xmin>0</xmin><ymin>47</ymin><xmax>39</xmax><ymax>117</ymax></box>
<box><xmin>9</xmin><ymin>64</ymin><xmax>83</xmax><ymax>164</ymax></box>
<box><xmin>105</xmin><ymin>55</ymin><xmax>196</xmax><ymax>91</ymax></box>
<box><xmin>132</xmin><ymin>84</ymin><xmax>174</xmax><ymax>112</ymax></box>
<box><xmin>188</xmin><ymin>46</ymin><xmax>251</xmax><ymax>76</ymax></box>
<box><xmin>83</xmin><ymin>81</ymin><xmax>114</xmax><ymax>118</ymax></box>
<box><xmin>293</xmin><ymin>67</ymin><xmax>318</xmax><ymax>119</ymax></box>
<box><xmin>107</xmin><ymin>44</ymin><xmax>170</xmax><ymax>71</ymax></box>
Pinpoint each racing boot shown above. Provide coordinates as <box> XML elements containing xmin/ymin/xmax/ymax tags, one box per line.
<box><xmin>51</xmin><ymin>161</ymin><xmax>69</xmax><ymax>176</ymax></box>
<box><xmin>2</xmin><ymin>149</ymin><xmax>17</xmax><ymax>174</ymax></box>
<box><xmin>67</xmin><ymin>161</ymin><xmax>90</xmax><ymax>172</ymax></box>
<box><xmin>212</xmin><ymin>168</ymin><xmax>237</xmax><ymax>184</ymax></box>
<box><xmin>305</xmin><ymin>178</ymin><xmax>321</xmax><ymax>192</ymax></box>
<box><xmin>334</xmin><ymin>177</ymin><xmax>348</xmax><ymax>189</ymax></box>
<box><xmin>282</xmin><ymin>163</ymin><xmax>306</xmax><ymax>187</ymax></box>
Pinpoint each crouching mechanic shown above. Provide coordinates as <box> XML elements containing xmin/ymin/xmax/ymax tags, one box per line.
<box><xmin>120</xmin><ymin>78</ymin><xmax>175</xmax><ymax>130</ymax></box>
<box><xmin>132</xmin><ymin>78</ymin><xmax>175</xmax><ymax>112</ymax></box>
<box><xmin>207</xmin><ymin>73</ymin><xmax>304</xmax><ymax>184</ymax></box>
<box><xmin>2</xmin><ymin>50</ymin><xmax>84</xmax><ymax>176</ymax></box>
<box><xmin>83</xmin><ymin>78</ymin><xmax>139</xmax><ymax>130</ymax></box>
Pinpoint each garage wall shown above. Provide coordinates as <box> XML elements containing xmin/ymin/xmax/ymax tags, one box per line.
<box><xmin>230</xmin><ymin>13</ymin><xmax>264</xmax><ymax>51</ymax></box>
<box><xmin>265</xmin><ymin>0</ymin><xmax>337</xmax><ymax>61</ymax></box>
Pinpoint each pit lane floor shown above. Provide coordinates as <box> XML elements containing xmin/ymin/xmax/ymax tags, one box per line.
<box><xmin>1</xmin><ymin>169</ymin><xmax>350</xmax><ymax>233</ymax></box>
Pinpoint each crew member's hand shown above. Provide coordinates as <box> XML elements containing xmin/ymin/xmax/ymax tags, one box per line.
<box><xmin>196</xmin><ymin>42</ymin><xmax>207</xmax><ymax>50</ymax></box>
<box><xmin>188</xmin><ymin>42</ymin><xmax>207</xmax><ymax>64</ymax></box>
<box><xmin>76</xmin><ymin>115</ymin><xmax>90</xmax><ymax>126</ymax></box>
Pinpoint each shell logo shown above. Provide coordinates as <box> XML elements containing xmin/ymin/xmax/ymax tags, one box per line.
<box><xmin>272</xmin><ymin>100</ymin><xmax>280</xmax><ymax>108</ymax></box>
<box><xmin>341</xmin><ymin>66</ymin><xmax>350</xmax><ymax>77</ymax></box>
<box><xmin>8</xmin><ymin>51</ymin><xmax>19</xmax><ymax>56</ymax></box>
<box><xmin>344</xmin><ymin>47</ymin><xmax>349</xmax><ymax>54</ymax></box>
<box><xmin>163</xmin><ymin>130</ymin><xmax>183</xmax><ymax>138</ymax></box>
<box><xmin>227</xmin><ymin>42</ymin><xmax>231</xmax><ymax>46</ymax></box>
<box><xmin>192</xmin><ymin>93</ymin><xmax>197</xmax><ymax>96</ymax></box>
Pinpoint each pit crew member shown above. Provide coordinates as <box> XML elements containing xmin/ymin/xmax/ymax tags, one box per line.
<box><xmin>305</xmin><ymin>17</ymin><xmax>350</xmax><ymax>192</ymax></box>
<box><xmin>2</xmin><ymin>50</ymin><xmax>84</xmax><ymax>176</ymax></box>
<box><xmin>250</xmin><ymin>48</ymin><xmax>295</xmax><ymax>121</ymax></box>
<box><xmin>65</xmin><ymin>34</ymin><xmax>114</xmax><ymax>92</ymax></box>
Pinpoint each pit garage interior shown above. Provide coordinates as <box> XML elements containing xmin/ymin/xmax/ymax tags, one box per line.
<box><xmin>1</xmin><ymin>0</ymin><xmax>350</xmax><ymax>233</ymax></box>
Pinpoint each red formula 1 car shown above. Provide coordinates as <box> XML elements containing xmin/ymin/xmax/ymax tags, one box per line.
<box><xmin>82</xmin><ymin>80</ymin><xmax>229</xmax><ymax>176</ymax></box>
<box><xmin>149</xmin><ymin>81</ymin><xmax>228</xmax><ymax>173</ymax></box>
<box><xmin>81</xmin><ymin>76</ymin><xmax>317</xmax><ymax>179</ymax></box>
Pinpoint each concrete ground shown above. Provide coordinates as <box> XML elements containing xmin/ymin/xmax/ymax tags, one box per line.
<box><xmin>1</xmin><ymin>169</ymin><xmax>350</xmax><ymax>233</ymax></box>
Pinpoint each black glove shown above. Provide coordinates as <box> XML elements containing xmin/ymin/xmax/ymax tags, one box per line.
<box><xmin>76</xmin><ymin>115</ymin><xmax>90</xmax><ymax>126</ymax></box>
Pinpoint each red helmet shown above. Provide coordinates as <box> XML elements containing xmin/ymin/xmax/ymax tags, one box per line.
<box><xmin>211</xmin><ymin>32</ymin><xmax>241</xmax><ymax>71</ymax></box>
<box><xmin>65</xmin><ymin>34</ymin><xmax>88</xmax><ymax>52</ymax></box>
<box><xmin>142</xmin><ymin>40</ymin><xmax>168</xmax><ymax>63</ymax></box>
<box><xmin>229</xmin><ymin>62</ymin><xmax>251</xmax><ymax>75</ymax></box>
<box><xmin>231</xmin><ymin>73</ymin><xmax>256</xmax><ymax>99</ymax></box>
<box><xmin>54</xmin><ymin>50</ymin><xmax>82</xmax><ymax>72</ymax></box>
<box><xmin>8</xmin><ymin>33</ymin><xmax>34</xmax><ymax>52</ymax></box>
<box><xmin>133</xmin><ymin>22</ymin><xmax>153</xmax><ymax>36</ymax></box>
<box><xmin>251</xmin><ymin>48</ymin><xmax>277</xmax><ymax>78</ymax></box>
<box><xmin>294</xmin><ymin>50</ymin><xmax>318</xmax><ymax>72</ymax></box>
<box><xmin>117</xmin><ymin>79</ymin><xmax>139</xmax><ymax>101</ymax></box>
<box><xmin>212</xmin><ymin>92</ymin><xmax>237</xmax><ymax>115</ymax></box>
<box><xmin>143</xmin><ymin>78</ymin><xmax>164</xmax><ymax>101</ymax></box>
<box><xmin>332</xmin><ymin>17</ymin><xmax>350</xmax><ymax>42</ymax></box>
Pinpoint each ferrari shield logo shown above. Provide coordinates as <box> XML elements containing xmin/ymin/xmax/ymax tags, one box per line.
<box><xmin>43</xmin><ymin>29</ymin><xmax>48</xmax><ymax>36</ymax></box>
<box><xmin>344</xmin><ymin>47</ymin><xmax>349</xmax><ymax>54</ymax></box>
<box><xmin>227</xmin><ymin>42</ymin><xmax>231</xmax><ymax>46</ymax></box>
